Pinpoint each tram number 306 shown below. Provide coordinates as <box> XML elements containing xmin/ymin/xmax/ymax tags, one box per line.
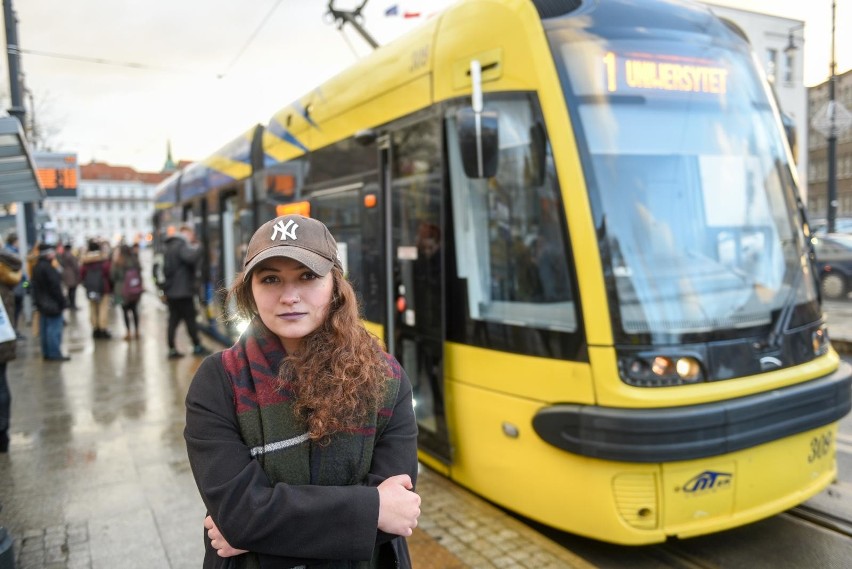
<box><xmin>808</xmin><ymin>431</ymin><xmax>834</xmax><ymax>463</ymax></box>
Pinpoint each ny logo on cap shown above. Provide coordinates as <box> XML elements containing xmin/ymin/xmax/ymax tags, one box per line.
<box><xmin>271</xmin><ymin>219</ymin><xmax>299</xmax><ymax>241</ymax></box>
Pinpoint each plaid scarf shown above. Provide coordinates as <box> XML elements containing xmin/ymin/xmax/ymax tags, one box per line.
<box><xmin>221</xmin><ymin>318</ymin><xmax>400</xmax><ymax>569</ymax></box>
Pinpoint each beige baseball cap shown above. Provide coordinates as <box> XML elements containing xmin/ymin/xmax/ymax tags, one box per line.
<box><xmin>242</xmin><ymin>214</ymin><xmax>341</xmax><ymax>280</ymax></box>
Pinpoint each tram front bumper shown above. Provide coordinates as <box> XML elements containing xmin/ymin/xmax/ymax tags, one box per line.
<box><xmin>531</xmin><ymin>361</ymin><xmax>852</xmax><ymax>463</ymax></box>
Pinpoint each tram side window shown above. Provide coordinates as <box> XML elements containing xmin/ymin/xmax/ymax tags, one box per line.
<box><xmin>446</xmin><ymin>95</ymin><xmax>577</xmax><ymax>332</ymax></box>
<box><xmin>304</xmin><ymin>136</ymin><xmax>378</xmax><ymax>312</ymax></box>
<box><xmin>311</xmin><ymin>189</ymin><xmax>361</xmax><ymax>288</ymax></box>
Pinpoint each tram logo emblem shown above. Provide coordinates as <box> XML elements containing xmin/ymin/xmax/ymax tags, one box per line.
<box><xmin>682</xmin><ymin>470</ymin><xmax>732</xmax><ymax>494</ymax></box>
<box><xmin>271</xmin><ymin>219</ymin><xmax>299</xmax><ymax>241</ymax></box>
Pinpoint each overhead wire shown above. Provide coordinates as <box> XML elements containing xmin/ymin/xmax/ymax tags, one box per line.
<box><xmin>20</xmin><ymin>0</ymin><xmax>285</xmax><ymax>79</ymax></box>
<box><xmin>19</xmin><ymin>48</ymin><xmax>192</xmax><ymax>74</ymax></box>
<box><xmin>217</xmin><ymin>0</ymin><xmax>284</xmax><ymax>79</ymax></box>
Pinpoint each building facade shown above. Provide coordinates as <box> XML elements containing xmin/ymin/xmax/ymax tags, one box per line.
<box><xmin>807</xmin><ymin>68</ymin><xmax>852</xmax><ymax>221</ymax></box>
<box><xmin>704</xmin><ymin>3</ymin><xmax>808</xmax><ymax>191</ymax></box>
<box><xmin>40</xmin><ymin>161</ymin><xmax>170</xmax><ymax>247</ymax></box>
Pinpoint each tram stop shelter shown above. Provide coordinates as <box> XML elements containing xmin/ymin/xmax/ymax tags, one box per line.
<box><xmin>0</xmin><ymin>116</ymin><xmax>44</xmax><ymax>204</ymax></box>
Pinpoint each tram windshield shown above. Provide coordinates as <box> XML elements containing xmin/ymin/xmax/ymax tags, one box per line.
<box><xmin>550</xmin><ymin>31</ymin><xmax>819</xmax><ymax>342</ymax></box>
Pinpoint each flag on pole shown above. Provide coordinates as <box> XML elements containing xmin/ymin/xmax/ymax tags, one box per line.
<box><xmin>385</xmin><ymin>3</ymin><xmax>430</xmax><ymax>19</ymax></box>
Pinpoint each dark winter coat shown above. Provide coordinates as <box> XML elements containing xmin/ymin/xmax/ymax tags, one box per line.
<box><xmin>0</xmin><ymin>249</ymin><xmax>22</xmax><ymax>363</ymax></box>
<box><xmin>31</xmin><ymin>255</ymin><xmax>66</xmax><ymax>317</ymax></box>
<box><xmin>161</xmin><ymin>235</ymin><xmax>201</xmax><ymax>300</ymax></box>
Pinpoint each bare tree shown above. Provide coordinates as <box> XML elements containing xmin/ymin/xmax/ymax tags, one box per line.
<box><xmin>23</xmin><ymin>87</ymin><xmax>63</xmax><ymax>151</ymax></box>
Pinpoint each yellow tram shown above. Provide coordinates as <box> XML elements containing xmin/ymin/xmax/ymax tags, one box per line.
<box><xmin>154</xmin><ymin>0</ymin><xmax>852</xmax><ymax>544</ymax></box>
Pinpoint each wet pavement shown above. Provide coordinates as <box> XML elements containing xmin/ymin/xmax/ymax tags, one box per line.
<box><xmin>0</xmin><ymin>288</ymin><xmax>592</xmax><ymax>569</ymax></box>
<box><xmin>2</xmin><ymin>266</ymin><xmax>850</xmax><ymax>569</ymax></box>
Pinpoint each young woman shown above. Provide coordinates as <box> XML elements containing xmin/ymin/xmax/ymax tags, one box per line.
<box><xmin>184</xmin><ymin>214</ymin><xmax>420</xmax><ymax>569</ymax></box>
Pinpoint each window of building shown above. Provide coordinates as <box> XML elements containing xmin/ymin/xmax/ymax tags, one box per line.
<box><xmin>766</xmin><ymin>48</ymin><xmax>777</xmax><ymax>84</ymax></box>
<box><xmin>784</xmin><ymin>51</ymin><xmax>794</xmax><ymax>84</ymax></box>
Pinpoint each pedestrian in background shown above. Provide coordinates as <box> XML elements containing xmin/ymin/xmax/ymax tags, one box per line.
<box><xmin>3</xmin><ymin>233</ymin><xmax>26</xmax><ymax>338</ymax></box>
<box><xmin>59</xmin><ymin>242</ymin><xmax>81</xmax><ymax>311</ymax></box>
<box><xmin>161</xmin><ymin>224</ymin><xmax>209</xmax><ymax>358</ymax></box>
<box><xmin>0</xmin><ymin>245</ymin><xmax>22</xmax><ymax>452</ymax></box>
<box><xmin>26</xmin><ymin>241</ymin><xmax>41</xmax><ymax>338</ymax></box>
<box><xmin>184</xmin><ymin>214</ymin><xmax>420</xmax><ymax>568</ymax></box>
<box><xmin>80</xmin><ymin>239</ymin><xmax>112</xmax><ymax>339</ymax></box>
<box><xmin>30</xmin><ymin>244</ymin><xmax>69</xmax><ymax>361</ymax></box>
<box><xmin>110</xmin><ymin>244</ymin><xmax>143</xmax><ymax>340</ymax></box>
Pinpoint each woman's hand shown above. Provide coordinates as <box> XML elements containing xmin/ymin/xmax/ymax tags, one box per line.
<box><xmin>204</xmin><ymin>516</ymin><xmax>248</xmax><ymax>558</ymax></box>
<box><xmin>377</xmin><ymin>474</ymin><xmax>421</xmax><ymax>536</ymax></box>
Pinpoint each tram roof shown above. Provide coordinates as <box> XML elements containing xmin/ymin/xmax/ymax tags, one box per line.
<box><xmin>263</xmin><ymin>9</ymin><xmax>441</xmax><ymax>164</ymax></box>
<box><xmin>153</xmin><ymin>125</ymin><xmax>259</xmax><ymax>207</ymax></box>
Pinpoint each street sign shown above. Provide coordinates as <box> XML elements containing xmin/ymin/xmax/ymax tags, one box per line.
<box><xmin>812</xmin><ymin>101</ymin><xmax>852</xmax><ymax>138</ymax></box>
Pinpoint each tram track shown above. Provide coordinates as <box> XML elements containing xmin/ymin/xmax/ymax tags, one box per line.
<box><xmin>643</xmin><ymin>503</ymin><xmax>852</xmax><ymax>569</ymax></box>
<box><xmin>522</xmin><ymin>497</ymin><xmax>852</xmax><ymax>569</ymax></box>
<box><xmin>785</xmin><ymin>504</ymin><xmax>852</xmax><ymax>539</ymax></box>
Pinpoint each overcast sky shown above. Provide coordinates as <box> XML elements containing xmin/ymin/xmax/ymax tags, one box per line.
<box><xmin>4</xmin><ymin>0</ymin><xmax>850</xmax><ymax>173</ymax></box>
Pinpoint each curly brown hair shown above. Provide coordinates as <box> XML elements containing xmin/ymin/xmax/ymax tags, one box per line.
<box><xmin>228</xmin><ymin>266</ymin><xmax>390</xmax><ymax>442</ymax></box>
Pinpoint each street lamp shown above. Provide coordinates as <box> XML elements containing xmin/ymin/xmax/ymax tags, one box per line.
<box><xmin>826</xmin><ymin>0</ymin><xmax>838</xmax><ymax>234</ymax></box>
<box><xmin>784</xmin><ymin>24</ymin><xmax>803</xmax><ymax>60</ymax></box>
<box><xmin>787</xmin><ymin>2</ymin><xmax>844</xmax><ymax>234</ymax></box>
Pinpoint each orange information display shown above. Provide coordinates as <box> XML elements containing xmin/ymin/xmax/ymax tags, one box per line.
<box><xmin>37</xmin><ymin>166</ymin><xmax>77</xmax><ymax>190</ymax></box>
<box><xmin>33</xmin><ymin>152</ymin><xmax>79</xmax><ymax>197</ymax></box>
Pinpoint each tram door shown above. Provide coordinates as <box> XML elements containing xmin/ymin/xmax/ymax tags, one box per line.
<box><xmin>380</xmin><ymin>122</ymin><xmax>451</xmax><ymax>462</ymax></box>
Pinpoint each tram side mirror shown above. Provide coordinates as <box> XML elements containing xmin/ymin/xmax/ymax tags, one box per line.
<box><xmin>528</xmin><ymin>122</ymin><xmax>546</xmax><ymax>187</ymax></box>
<box><xmin>457</xmin><ymin>107</ymin><xmax>499</xmax><ymax>179</ymax></box>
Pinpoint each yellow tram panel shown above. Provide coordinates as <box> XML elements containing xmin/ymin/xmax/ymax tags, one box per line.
<box><xmin>433</xmin><ymin>0</ymin><xmax>547</xmax><ymax>100</ymax></box>
<box><xmin>444</xmin><ymin>342</ymin><xmax>595</xmax><ymax>404</ymax></box>
<box><xmin>266</xmin><ymin>18</ymin><xmax>439</xmax><ymax>163</ymax></box>
<box><xmin>661</xmin><ymin>424</ymin><xmax>837</xmax><ymax>538</ymax></box>
<box><xmin>311</xmin><ymin>74</ymin><xmax>433</xmax><ymax>152</ymax></box>
<box><xmin>444</xmin><ymin>377</ymin><xmax>665</xmax><ymax>544</ymax></box>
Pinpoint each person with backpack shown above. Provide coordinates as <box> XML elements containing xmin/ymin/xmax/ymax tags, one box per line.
<box><xmin>80</xmin><ymin>239</ymin><xmax>113</xmax><ymax>339</ymax></box>
<box><xmin>110</xmin><ymin>244</ymin><xmax>144</xmax><ymax>340</ymax></box>
<box><xmin>162</xmin><ymin>224</ymin><xmax>210</xmax><ymax>358</ymax></box>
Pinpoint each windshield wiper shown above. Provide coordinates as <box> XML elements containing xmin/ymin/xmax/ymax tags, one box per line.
<box><xmin>765</xmin><ymin>257</ymin><xmax>804</xmax><ymax>351</ymax></box>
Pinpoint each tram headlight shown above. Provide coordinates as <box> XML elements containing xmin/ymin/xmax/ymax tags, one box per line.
<box><xmin>651</xmin><ymin>356</ymin><xmax>673</xmax><ymax>376</ymax></box>
<box><xmin>675</xmin><ymin>357</ymin><xmax>702</xmax><ymax>382</ymax></box>
<box><xmin>619</xmin><ymin>353</ymin><xmax>706</xmax><ymax>386</ymax></box>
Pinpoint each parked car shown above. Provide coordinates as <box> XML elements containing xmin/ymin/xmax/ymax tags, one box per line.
<box><xmin>811</xmin><ymin>233</ymin><xmax>852</xmax><ymax>300</ymax></box>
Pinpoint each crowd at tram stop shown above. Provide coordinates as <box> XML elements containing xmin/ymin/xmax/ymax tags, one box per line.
<box><xmin>0</xmin><ymin>228</ymin><xmax>212</xmax><ymax>362</ymax></box>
